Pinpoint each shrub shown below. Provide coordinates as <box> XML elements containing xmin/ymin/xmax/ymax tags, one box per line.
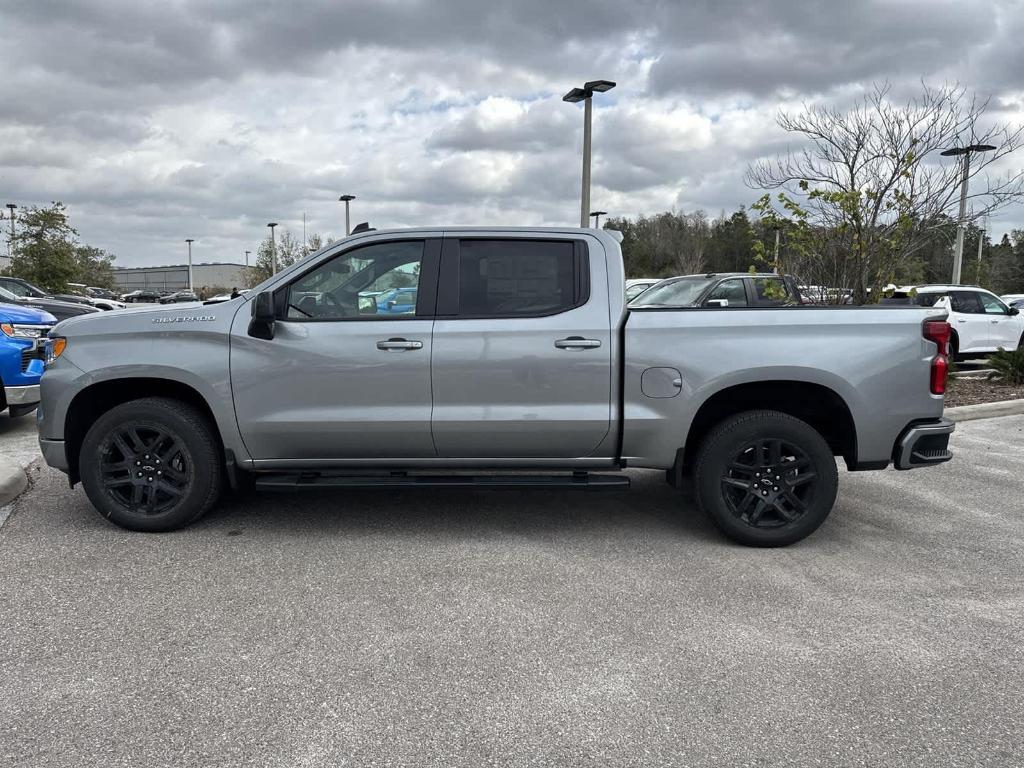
<box><xmin>987</xmin><ymin>346</ymin><xmax>1024</xmax><ymax>386</ymax></box>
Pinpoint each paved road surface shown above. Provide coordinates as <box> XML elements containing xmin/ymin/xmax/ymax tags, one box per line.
<box><xmin>1</xmin><ymin>416</ymin><xmax>1022</xmax><ymax>767</ymax></box>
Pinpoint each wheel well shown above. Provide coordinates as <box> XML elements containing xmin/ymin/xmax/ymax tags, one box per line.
<box><xmin>64</xmin><ymin>378</ymin><xmax>222</xmax><ymax>484</ymax></box>
<box><xmin>682</xmin><ymin>381</ymin><xmax>857</xmax><ymax>470</ymax></box>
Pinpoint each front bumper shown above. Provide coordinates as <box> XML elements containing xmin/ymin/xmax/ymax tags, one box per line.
<box><xmin>894</xmin><ymin>418</ymin><xmax>955</xmax><ymax>470</ymax></box>
<box><xmin>4</xmin><ymin>384</ymin><xmax>40</xmax><ymax>406</ymax></box>
<box><xmin>39</xmin><ymin>438</ymin><xmax>69</xmax><ymax>474</ymax></box>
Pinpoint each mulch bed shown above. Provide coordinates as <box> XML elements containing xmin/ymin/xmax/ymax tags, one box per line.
<box><xmin>945</xmin><ymin>377</ymin><xmax>1024</xmax><ymax>407</ymax></box>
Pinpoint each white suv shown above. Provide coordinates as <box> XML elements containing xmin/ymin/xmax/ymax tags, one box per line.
<box><xmin>912</xmin><ymin>285</ymin><xmax>1024</xmax><ymax>358</ymax></box>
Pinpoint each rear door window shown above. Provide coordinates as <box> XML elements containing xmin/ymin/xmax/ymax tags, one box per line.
<box><xmin>450</xmin><ymin>239</ymin><xmax>586</xmax><ymax>318</ymax></box>
<box><xmin>949</xmin><ymin>291</ymin><xmax>983</xmax><ymax>314</ymax></box>
<box><xmin>751</xmin><ymin>277</ymin><xmax>792</xmax><ymax>306</ymax></box>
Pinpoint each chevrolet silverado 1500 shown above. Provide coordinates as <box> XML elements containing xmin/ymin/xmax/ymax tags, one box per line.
<box><xmin>39</xmin><ymin>227</ymin><xmax>954</xmax><ymax>546</ymax></box>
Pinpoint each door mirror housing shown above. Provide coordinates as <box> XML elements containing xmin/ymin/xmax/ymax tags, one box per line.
<box><xmin>358</xmin><ymin>295</ymin><xmax>378</xmax><ymax>315</ymax></box>
<box><xmin>1010</xmin><ymin>306</ymin><xmax>1020</xmax><ymax>316</ymax></box>
<box><xmin>248</xmin><ymin>290</ymin><xmax>276</xmax><ymax>339</ymax></box>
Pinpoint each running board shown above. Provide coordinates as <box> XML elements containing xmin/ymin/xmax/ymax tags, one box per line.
<box><xmin>254</xmin><ymin>471</ymin><xmax>630</xmax><ymax>490</ymax></box>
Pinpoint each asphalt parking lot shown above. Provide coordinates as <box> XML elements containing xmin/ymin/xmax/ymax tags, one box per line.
<box><xmin>1</xmin><ymin>416</ymin><xmax>1022</xmax><ymax>767</ymax></box>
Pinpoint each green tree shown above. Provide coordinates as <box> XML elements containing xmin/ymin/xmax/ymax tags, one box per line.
<box><xmin>9</xmin><ymin>202</ymin><xmax>79</xmax><ymax>292</ymax></box>
<box><xmin>73</xmin><ymin>244</ymin><xmax>117</xmax><ymax>289</ymax></box>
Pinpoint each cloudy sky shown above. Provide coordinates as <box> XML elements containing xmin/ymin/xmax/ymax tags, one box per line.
<box><xmin>2</xmin><ymin>0</ymin><xmax>1023</xmax><ymax>268</ymax></box>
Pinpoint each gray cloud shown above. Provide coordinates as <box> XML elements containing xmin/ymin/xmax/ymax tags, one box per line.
<box><xmin>0</xmin><ymin>0</ymin><xmax>1021</xmax><ymax>267</ymax></box>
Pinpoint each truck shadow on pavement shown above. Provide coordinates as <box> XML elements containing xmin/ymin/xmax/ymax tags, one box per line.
<box><xmin>188</xmin><ymin>469</ymin><xmax>727</xmax><ymax>545</ymax></box>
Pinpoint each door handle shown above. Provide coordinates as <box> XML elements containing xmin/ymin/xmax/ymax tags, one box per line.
<box><xmin>991</xmin><ymin>320</ymin><xmax>1000</xmax><ymax>324</ymax></box>
<box><xmin>376</xmin><ymin>338</ymin><xmax>423</xmax><ymax>351</ymax></box>
<box><xmin>554</xmin><ymin>337</ymin><xmax>602</xmax><ymax>350</ymax></box>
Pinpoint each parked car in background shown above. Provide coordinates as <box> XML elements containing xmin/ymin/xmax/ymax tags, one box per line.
<box><xmin>158</xmin><ymin>291</ymin><xmax>199</xmax><ymax>304</ymax></box>
<box><xmin>0</xmin><ymin>301</ymin><xmax>55</xmax><ymax>417</ymax></box>
<box><xmin>902</xmin><ymin>285</ymin><xmax>1023</xmax><ymax>358</ymax></box>
<box><xmin>0</xmin><ymin>278</ymin><xmax>104</xmax><ymax>323</ymax></box>
<box><xmin>0</xmin><ymin>283</ymin><xmax>100</xmax><ymax>323</ymax></box>
<box><xmin>375</xmin><ymin>286</ymin><xmax>418</xmax><ymax>314</ymax></box>
<box><xmin>629</xmin><ymin>272</ymin><xmax>803</xmax><ymax>308</ymax></box>
<box><xmin>207</xmin><ymin>289</ymin><xmax>250</xmax><ymax>303</ymax></box>
<box><xmin>66</xmin><ymin>284</ymin><xmax>126</xmax><ymax>311</ymax></box>
<box><xmin>625</xmin><ymin>278</ymin><xmax>661</xmax><ymax>302</ymax></box>
<box><xmin>1009</xmin><ymin>297</ymin><xmax>1024</xmax><ymax>311</ymax></box>
<box><xmin>1001</xmin><ymin>293</ymin><xmax>1024</xmax><ymax>306</ymax></box>
<box><xmin>41</xmin><ymin>227</ymin><xmax>952</xmax><ymax>548</ymax></box>
<box><xmin>122</xmin><ymin>290</ymin><xmax>164</xmax><ymax>303</ymax></box>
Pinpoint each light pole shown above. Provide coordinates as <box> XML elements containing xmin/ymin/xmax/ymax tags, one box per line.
<box><xmin>244</xmin><ymin>250</ymin><xmax>251</xmax><ymax>268</ymax></box>
<box><xmin>339</xmin><ymin>194</ymin><xmax>356</xmax><ymax>236</ymax></box>
<box><xmin>4</xmin><ymin>203</ymin><xmax>15</xmax><ymax>261</ymax></box>
<box><xmin>267</xmin><ymin>222</ymin><xmax>278</xmax><ymax>274</ymax></box>
<box><xmin>185</xmin><ymin>239</ymin><xmax>194</xmax><ymax>291</ymax></box>
<box><xmin>589</xmin><ymin>210</ymin><xmax>607</xmax><ymax>229</ymax></box>
<box><xmin>941</xmin><ymin>143</ymin><xmax>996</xmax><ymax>284</ymax></box>
<box><xmin>975</xmin><ymin>227</ymin><xmax>985</xmax><ymax>284</ymax></box>
<box><xmin>563</xmin><ymin>80</ymin><xmax>616</xmax><ymax>228</ymax></box>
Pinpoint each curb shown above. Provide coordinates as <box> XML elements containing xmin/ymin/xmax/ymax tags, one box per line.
<box><xmin>945</xmin><ymin>398</ymin><xmax>1024</xmax><ymax>423</ymax></box>
<box><xmin>0</xmin><ymin>463</ymin><xmax>28</xmax><ymax>507</ymax></box>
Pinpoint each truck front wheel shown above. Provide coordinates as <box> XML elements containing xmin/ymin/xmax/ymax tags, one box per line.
<box><xmin>79</xmin><ymin>397</ymin><xmax>223</xmax><ymax>532</ymax></box>
<box><xmin>693</xmin><ymin>410</ymin><xmax>838</xmax><ymax>547</ymax></box>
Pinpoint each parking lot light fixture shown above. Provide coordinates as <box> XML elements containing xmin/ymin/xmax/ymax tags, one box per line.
<box><xmin>563</xmin><ymin>80</ymin><xmax>616</xmax><ymax>227</ymax></box>
<box><xmin>941</xmin><ymin>143</ymin><xmax>997</xmax><ymax>284</ymax></box>
<box><xmin>339</xmin><ymin>195</ymin><xmax>356</xmax><ymax>236</ymax></box>
<box><xmin>589</xmin><ymin>210</ymin><xmax>607</xmax><ymax>229</ymax></box>
<box><xmin>185</xmin><ymin>239</ymin><xmax>194</xmax><ymax>291</ymax></box>
<box><xmin>267</xmin><ymin>222</ymin><xmax>278</xmax><ymax>275</ymax></box>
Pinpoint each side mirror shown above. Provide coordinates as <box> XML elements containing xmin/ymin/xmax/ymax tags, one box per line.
<box><xmin>705</xmin><ymin>299</ymin><xmax>729</xmax><ymax>308</ymax></box>
<box><xmin>1010</xmin><ymin>306</ymin><xmax>1020</xmax><ymax>316</ymax></box>
<box><xmin>248</xmin><ymin>291</ymin><xmax>276</xmax><ymax>339</ymax></box>
<box><xmin>358</xmin><ymin>295</ymin><xmax>378</xmax><ymax>315</ymax></box>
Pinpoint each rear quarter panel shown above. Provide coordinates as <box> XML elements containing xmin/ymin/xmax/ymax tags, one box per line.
<box><xmin>623</xmin><ymin>307</ymin><xmax>947</xmax><ymax>468</ymax></box>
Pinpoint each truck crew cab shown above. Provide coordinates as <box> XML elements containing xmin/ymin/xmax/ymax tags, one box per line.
<box><xmin>39</xmin><ymin>227</ymin><xmax>953</xmax><ymax>546</ymax></box>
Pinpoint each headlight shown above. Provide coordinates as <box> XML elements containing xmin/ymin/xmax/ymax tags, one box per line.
<box><xmin>46</xmin><ymin>337</ymin><xmax>67</xmax><ymax>364</ymax></box>
<box><xmin>0</xmin><ymin>323</ymin><xmax>48</xmax><ymax>339</ymax></box>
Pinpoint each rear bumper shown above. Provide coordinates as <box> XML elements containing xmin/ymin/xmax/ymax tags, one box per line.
<box><xmin>5</xmin><ymin>384</ymin><xmax>40</xmax><ymax>406</ymax></box>
<box><xmin>893</xmin><ymin>418</ymin><xmax>954</xmax><ymax>470</ymax></box>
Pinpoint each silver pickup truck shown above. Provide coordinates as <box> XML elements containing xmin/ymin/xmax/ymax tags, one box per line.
<box><xmin>38</xmin><ymin>227</ymin><xmax>954</xmax><ymax>546</ymax></box>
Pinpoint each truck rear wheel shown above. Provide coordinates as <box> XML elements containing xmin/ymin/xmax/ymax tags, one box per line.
<box><xmin>693</xmin><ymin>410</ymin><xmax>838</xmax><ymax>547</ymax></box>
<box><xmin>79</xmin><ymin>397</ymin><xmax>222</xmax><ymax>532</ymax></box>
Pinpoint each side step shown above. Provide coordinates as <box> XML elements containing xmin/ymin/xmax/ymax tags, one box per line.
<box><xmin>254</xmin><ymin>471</ymin><xmax>630</xmax><ymax>491</ymax></box>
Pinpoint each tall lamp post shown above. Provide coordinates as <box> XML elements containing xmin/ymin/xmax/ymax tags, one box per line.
<box><xmin>563</xmin><ymin>80</ymin><xmax>616</xmax><ymax>228</ymax></box>
<box><xmin>4</xmin><ymin>203</ymin><xmax>15</xmax><ymax>261</ymax></box>
<box><xmin>267</xmin><ymin>222</ymin><xmax>278</xmax><ymax>275</ymax></box>
<box><xmin>185</xmin><ymin>239</ymin><xmax>194</xmax><ymax>291</ymax></box>
<box><xmin>244</xmin><ymin>250</ymin><xmax>251</xmax><ymax>268</ymax></box>
<box><xmin>941</xmin><ymin>143</ymin><xmax>996</xmax><ymax>284</ymax></box>
<box><xmin>339</xmin><ymin>194</ymin><xmax>356</xmax><ymax>236</ymax></box>
<box><xmin>589</xmin><ymin>210</ymin><xmax>607</xmax><ymax>229</ymax></box>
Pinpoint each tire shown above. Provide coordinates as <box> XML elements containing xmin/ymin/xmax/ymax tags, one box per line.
<box><xmin>79</xmin><ymin>397</ymin><xmax>222</xmax><ymax>532</ymax></box>
<box><xmin>693</xmin><ymin>410</ymin><xmax>839</xmax><ymax>547</ymax></box>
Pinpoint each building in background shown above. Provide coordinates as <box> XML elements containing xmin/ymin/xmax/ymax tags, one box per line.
<box><xmin>112</xmin><ymin>262</ymin><xmax>247</xmax><ymax>295</ymax></box>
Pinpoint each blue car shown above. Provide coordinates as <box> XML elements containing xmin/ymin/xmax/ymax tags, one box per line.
<box><xmin>1</xmin><ymin>301</ymin><xmax>57</xmax><ymax>417</ymax></box>
<box><xmin>375</xmin><ymin>287</ymin><xmax>418</xmax><ymax>314</ymax></box>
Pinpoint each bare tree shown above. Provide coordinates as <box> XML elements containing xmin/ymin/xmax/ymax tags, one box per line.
<box><xmin>746</xmin><ymin>83</ymin><xmax>1024</xmax><ymax>301</ymax></box>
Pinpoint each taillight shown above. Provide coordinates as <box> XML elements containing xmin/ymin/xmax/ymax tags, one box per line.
<box><xmin>923</xmin><ymin>320</ymin><xmax>951</xmax><ymax>395</ymax></box>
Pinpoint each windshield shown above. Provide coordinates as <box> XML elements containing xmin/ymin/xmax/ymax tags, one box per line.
<box><xmin>630</xmin><ymin>277</ymin><xmax>715</xmax><ymax>306</ymax></box>
<box><xmin>2</xmin><ymin>279</ymin><xmax>47</xmax><ymax>298</ymax></box>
